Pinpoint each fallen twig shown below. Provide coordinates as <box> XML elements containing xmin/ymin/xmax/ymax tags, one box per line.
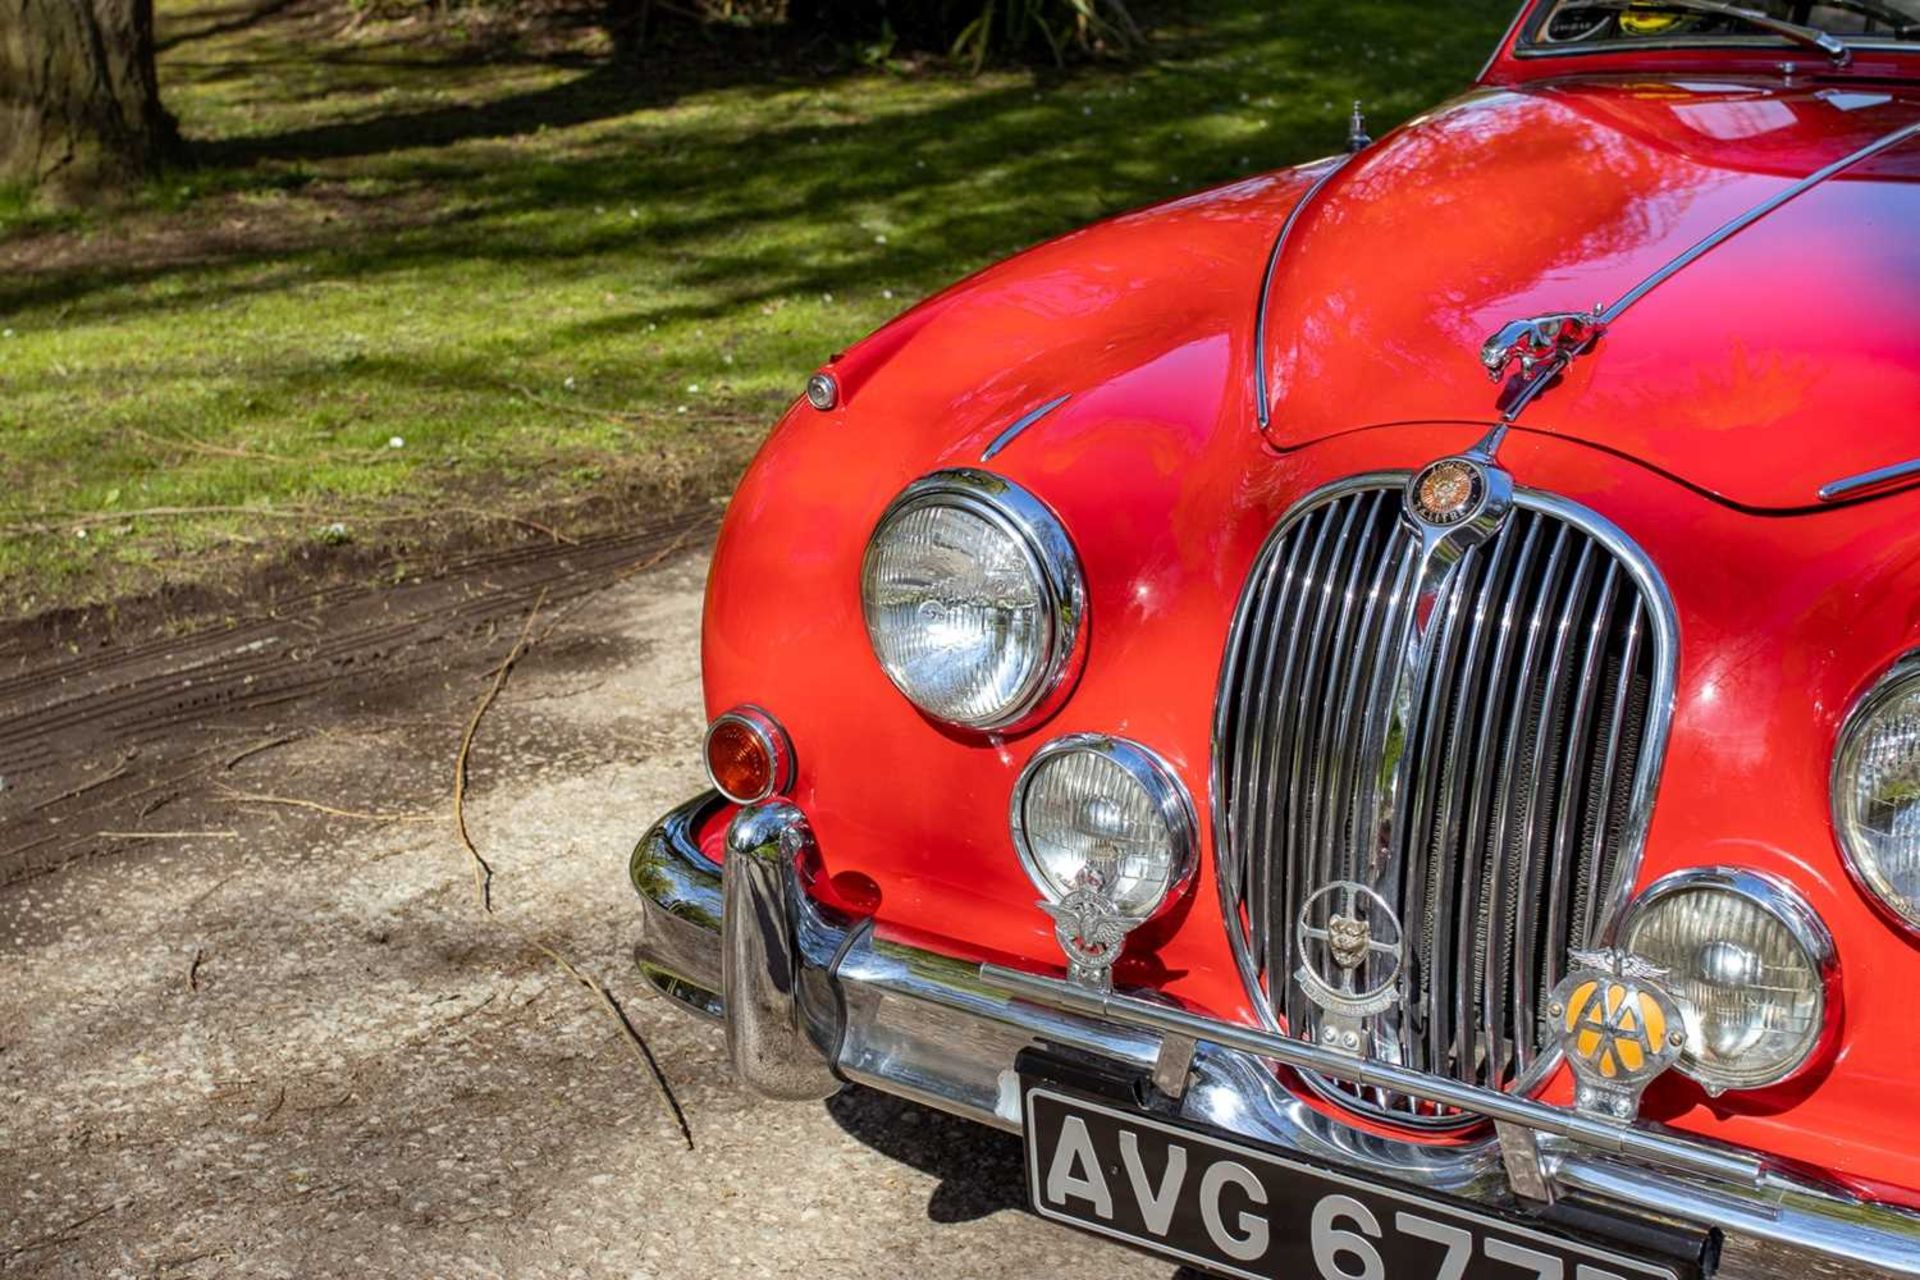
<box><xmin>215</xmin><ymin>786</ymin><xmax>438</xmax><ymax>824</ymax></box>
<box><xmin>125</xmin><ymin>425</ymin><xmax>279</xmax><ymax>461</ymax></box>
<box><xmin>441</xmin><ymin>580</ymin><xmax>695</xmax><ymax>1148</ymax></box>
<box><xmin>156</xmin><ymin>1245</ymin><xmax>234</xmax><ymax>1273</ymax></box>
<box><xmin>223</xmin><ymin>733</ymin><xmax>302</xmax><ymax>771</ymax></box>
<box><xmin>292</xmin><ymin>1090</ymin><xmax>353</xmax><ymax>1113</ymax></box>
<box><xmin>0</xmin><ymin>831</ymin><xmax>61</xmax><ymax>866</ymax></box>
<box><xmin>2</xmin><ymin>504</ymin><xmax>579</xmax><ymax>541</ymax></box>
<box><xmin>444</xmin><ymin>505</ymin><xmax>578</xmax><ymax>546</ymax></box>
<box><xmin>526</xmin><ymin>527</ymin><xmax>698</xmax><ymax>650</ymax></box>
<box><xmin>532</xmin><ymin>939</ymin><xmax>695</xmax><ymax>1150</ymax></box>
<box><xmin>98</xmin><ymin>829</ymin><xmax>239</xmax><ymax>841</ymax></box>
<box><xmin>452</xmin><ymin>590</ymin><xmax>547</xmax><ymax>913</ymax></box>
<box><xmin>187</xmin><ymin>947</ymin><xmax>205</xmax><ymax>993</ymax></box>
<box><xmin>3</xmin><ymin>1198</ymin><xmax>129</xmax><ymax>1261</ymax></box>
<box><xmin>29</xmin><ymin>752</ymin><xmax>135</xmax><ymax>812</ymax></box>
<box><xmin>3</xmin><ymin>505</ymin><xmax>322</xmax><ymax>534</ymax></box>
<box><xmin>136</xmin><ymin>790</ymin><xmax>180</xmax><ymax>819</ymax></box>
<box><xmin>509</xmin><ymin>381</ymin><xmax>657</xmax><ymax>424</ymax></box>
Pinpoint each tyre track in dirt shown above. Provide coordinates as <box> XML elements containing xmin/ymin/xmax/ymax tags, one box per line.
<box><xmin>0</xmin><ymin>507</ymin><xmax>720</xmax><ymax>886</ymax></box>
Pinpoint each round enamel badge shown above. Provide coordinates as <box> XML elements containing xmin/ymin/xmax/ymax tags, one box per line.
<box><xmin>1407</xmin><ymin>458</ymin><xmax>1486</xmax><ymax>528</ymax></box>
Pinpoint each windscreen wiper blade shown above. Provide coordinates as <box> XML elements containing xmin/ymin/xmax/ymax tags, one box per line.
<box><xmin>1586</xmin><ymin>0</ymin><xmax>1853</xmax><ymax>63</ymax></box>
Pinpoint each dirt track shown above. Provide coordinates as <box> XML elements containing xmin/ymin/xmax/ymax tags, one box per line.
<box><xmin>0</xmin><ymin>537</ymin><xmax>1183</xmax><ymax>1278</ymax></box>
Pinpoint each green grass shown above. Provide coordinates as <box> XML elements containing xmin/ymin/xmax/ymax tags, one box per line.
<box><xmin>0</xmin><ymin>0</ymin><xmax>1512</xmax><ymax>617</ymax></box>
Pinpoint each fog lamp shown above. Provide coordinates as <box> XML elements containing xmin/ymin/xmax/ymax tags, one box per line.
<box><xmin>1621</xmin><ymin>869</ymin><xmax>1834</xmax><ymax>1093</ymax></box>
<box><xmin>703</xmin><ymin>706</ymin><xmax>793</xmax><ymax>805</ymax></box>
<box><xmin>1010</xmin><ymin>734</ymin><xmax>1195</xmax><ymax>919</ymax></box>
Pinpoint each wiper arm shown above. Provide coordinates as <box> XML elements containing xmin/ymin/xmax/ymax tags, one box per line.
<box><xmin>1588</xmin><ymin>0</ymin><xmax>1854</xmax><ymax>63</ymax></box>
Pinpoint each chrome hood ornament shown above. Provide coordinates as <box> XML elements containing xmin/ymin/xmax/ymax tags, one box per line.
<box><xmin>1480</xmin><ymin>309</ymin><xmax>1605</xmax><ymax>383</ymax></box>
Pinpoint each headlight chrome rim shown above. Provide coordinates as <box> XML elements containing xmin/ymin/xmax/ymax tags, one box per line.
<box><xmin>1010</xmin><ymin>733</ymin><xmax>1198</xmax><ymax>921</ymax></box>
<box><xmin>861</xmin><ymin>469</ymin><xmax>1087</xmax><ymax>732</ymax></box>
<box><xmin>1622</xmin><ymin>866</ymin><xmax>1838</xmax><ymax>1093</ymax></box>
<box><xmin>1832</xmin><ymin>652</ymin><xmax>1920</xmax><ymax>936</ymax></box>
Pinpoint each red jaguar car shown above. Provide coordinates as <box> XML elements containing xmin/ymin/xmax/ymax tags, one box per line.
<box><xmin>631</xmin><ymin>3</ymin><xmax>1920</xmax><ymax>1275</ymax></box>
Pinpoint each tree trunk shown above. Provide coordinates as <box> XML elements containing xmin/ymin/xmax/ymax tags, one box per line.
<box><xmin>0</xmin><ymin>0</ymin><xmax>178</xmax><ymax>201</ymax></box>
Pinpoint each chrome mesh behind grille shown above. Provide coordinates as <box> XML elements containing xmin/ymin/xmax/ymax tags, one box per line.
<box><xmin>1213</xmin><ymin>474</ymin><xmax>1672</xmax><ymax>1126</ymax></box>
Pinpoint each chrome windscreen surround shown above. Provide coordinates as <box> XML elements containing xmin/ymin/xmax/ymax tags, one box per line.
<box><xmin>861</xmin><ymin>468</ymin><xmax>1087</xmax><ymax>733</ymax></box>
<box><xmin>1210</xmin><ymin>471</ymin><xmax>1678</xmax><ymax>1130</ymax></box>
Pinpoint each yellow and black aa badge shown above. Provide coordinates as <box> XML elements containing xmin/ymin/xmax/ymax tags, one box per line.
<box><xmin>1549</xmin><ymin>948</ymin><xmax>1689</xmax><ymax>1123</ymax></box>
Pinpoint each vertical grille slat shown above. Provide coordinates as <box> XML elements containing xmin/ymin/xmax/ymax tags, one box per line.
<box><xmin>1232</xmin><ymin>512</ymin><xmax>1314</xmax><ymax>966</ymax></box>
<box><xmin>1399</xmin><ymin>552</ymin><xmax>1475</xmax><ymax>1079</ymax></box>
<box><xmin>1278</xmin><ymin>498</ymin><xmax>1369</xmax><ymax>977</ymax></box>
<box><xmin>1511</xmin><ymin>540</ymin><xmax>1597</xmax><ymax>1074</ymax></box>
<box><xmin>1484</xmin><ymin>523</ymin><xmax>1574</xmax><ymax>1078</ymax></box>
<box><xmin>1549</xmin><ymin>562</ymin><xmax>1621</xmax><ymax>965</ymax></box>
<box><xmin>1583</xmin><ymin>600</ymin><xmax>1649</xmax><ymax>944</ymax></box>
<box><xmin>1215</xmin><ymin>475</ymin><xmax>1671</xmax><ymax>1128</ymax></box>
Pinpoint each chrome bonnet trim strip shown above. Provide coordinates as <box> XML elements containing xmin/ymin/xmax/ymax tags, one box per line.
<box><xmin>1598</xmin><ymin>118</ymin><xmax>1920</xmax><ymax>327</ymax></box>
<box><xmin>1488</xmin><ymin>118</ymin><xmax>1920</xmax><ymax>428</ymax></box>
<box><xmin>980</xmin><ymin>393</ymin><xmax>1072</xmax><ymax>462</ymax></box>
<box><xmin>1252</xmin><ymin>156</ymin><xmax>1350</xmax><ymax>430</ymax></box>
<box><xmin>1819</xmin><ymin>456</ymin><xmax>1920</xmax><ymax>504</ymax></box>
<box><xmin>981</xmin><ymin>961</ymin><xmax>1764</xmax><ymax>1187</ymax></box>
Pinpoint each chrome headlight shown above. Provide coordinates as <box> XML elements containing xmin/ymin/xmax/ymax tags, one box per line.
<box><xmin>861</xmin><ymin>470</ymin><xmax>1084</xmax><ymax>730</ymax></box>
<box><xmin>1622</xmin><ymin>869</ymin><xmax>1834</xmax><ymax>1093</ymax></box>
<box><xmin>1011</xmin><ymin>735</ymin><xmax>1195</xmax><ymax>918</ymax></box>
<box><xmin>1833</xmin><ymin>654</ymin><xmax>1920</xmax><ymax>933</ymax></box>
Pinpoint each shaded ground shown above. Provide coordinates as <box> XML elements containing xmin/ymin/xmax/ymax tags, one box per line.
<box><xmin>0</xmin><ymin>0</ymin><xmax>1510</xmax><ymax>618</ymax></box>
<box><xmin>0</xmin><ymin>505</ymin><xmax>721</xmax><ymax>884</ymax></box>
<box><xmin>0</xmin><ymin>546</ymin><xmax>1195</xmax><ymax>1279</ymax></box>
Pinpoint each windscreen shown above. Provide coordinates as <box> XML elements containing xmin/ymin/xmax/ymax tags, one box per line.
<box><xmin>1523</xmin><ymin>0</ymin><xmax>1920</xmax><ymax>50</ymax></box>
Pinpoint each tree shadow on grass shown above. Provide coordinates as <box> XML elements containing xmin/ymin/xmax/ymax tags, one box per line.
<box><xmin>2</xmin><ymin>0</ymin><xmax>1514</xmax><ymax>334</ymax></box>
<box><xmin>194</xmin><ymin>60</ymin><xmax>678</xmax><ymax>168</ymax></box>
<box><xmin>156</xmin><ymin>0</ymin><xmax>306</xmax><ymax>53</ymax></box>
<box><xmin>191</xmin><ymin>14</ymin><xmax>844</xmax><ymax>169</ymax></box>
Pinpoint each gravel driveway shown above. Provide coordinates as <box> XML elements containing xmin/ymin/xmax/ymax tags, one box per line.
<box><xmin>0</xmin><ymin>551</ymin><xmax>1186</xmax><ymax>1279</ymax></box>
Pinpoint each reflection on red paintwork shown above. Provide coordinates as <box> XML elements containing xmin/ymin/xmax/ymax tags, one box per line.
<box><xmin>1258</xmin><ymin>80</ymin><xmax>1920</xmax><ymax>510</ymax></box>
<box><xmin>705</xmin><ymin>52</ymin><xmax>1920</xmax><ymax>1203</ymax></box>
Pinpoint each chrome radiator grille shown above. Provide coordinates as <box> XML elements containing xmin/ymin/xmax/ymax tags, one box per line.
<box><xmin>1213</xmin><ymin>474</ymin><xmax>1673</xmax><ymax>1127</ymax></box>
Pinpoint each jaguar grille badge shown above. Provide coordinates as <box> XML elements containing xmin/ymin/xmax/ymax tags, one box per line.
<box><xmin>1294</xmin><ymin>881</ymin><xmax>1404</xmax><ymax>1057</ymax></box>
<box><xmin>1549</xmin><ymin>948</ymin><xmax>1689</xmax><ymax>1124</ymax></box>
<box><xmin>1407</xmin><ymin>456</ymin><xmax>1488</xmax><ymax>528</ymax></box>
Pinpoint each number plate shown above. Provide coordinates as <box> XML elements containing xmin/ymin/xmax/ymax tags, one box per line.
<box><xmin>1023</xmin><ymin>1086</ymin><xmax>1684</xmax><ymax>1280</ymax></box>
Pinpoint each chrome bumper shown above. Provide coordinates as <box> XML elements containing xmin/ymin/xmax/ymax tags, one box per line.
<box><xmin>631</xmin><ymin>791</ymin><xmax>1920</xmax><ymax>1280</ymax></box>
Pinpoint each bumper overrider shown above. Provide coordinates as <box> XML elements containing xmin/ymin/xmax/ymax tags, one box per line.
<box><xmin>631</xmin><ymin>791</ymin><xmax>1920</xmax><ymax>1279</ymax></box>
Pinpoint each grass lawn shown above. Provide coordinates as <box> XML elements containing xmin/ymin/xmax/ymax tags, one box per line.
<box><xmin>0</xmin><ymin>0</ymin><xmax>1513</xmax><ymax>620</ymax></box>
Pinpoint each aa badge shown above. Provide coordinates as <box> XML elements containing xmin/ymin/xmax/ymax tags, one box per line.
<box><xmin>1549</xmin><ymin>948</ymin><xmax>1688</xmax><ymax>1122</ymax></box>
